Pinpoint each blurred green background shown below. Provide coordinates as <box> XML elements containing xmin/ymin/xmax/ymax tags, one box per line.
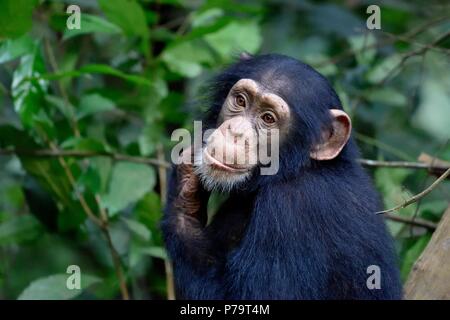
<box><xmin>0</xmin><ymin>0</ymin><xmax>449</xmax><ymax>299</ymax></box>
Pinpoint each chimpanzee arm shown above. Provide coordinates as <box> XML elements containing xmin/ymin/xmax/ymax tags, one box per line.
<box><xmin>161</xmin><ymin>163</ymin><xmax>224</xmax><ymax>299</ymax></box>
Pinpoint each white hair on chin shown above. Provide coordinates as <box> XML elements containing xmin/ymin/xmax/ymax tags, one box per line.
<box><xmin>193</xmin><ymin>147</ymin><xmax>251</xmax><ymax>192</ymax></box>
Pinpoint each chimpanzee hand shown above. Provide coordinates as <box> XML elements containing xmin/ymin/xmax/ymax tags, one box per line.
<box><xmin>173</xmin><ymin>147</ymin><xmax>203</xmax><ymax>218</ymax></box>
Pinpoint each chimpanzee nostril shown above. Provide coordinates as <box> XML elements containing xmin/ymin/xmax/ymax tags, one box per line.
<box><xmin>228</xmin><ymin>116</ymin><xmax>252</xmax><ymax>137</ymax></box>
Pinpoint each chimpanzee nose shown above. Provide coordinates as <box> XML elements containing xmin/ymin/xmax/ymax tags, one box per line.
<box><xmin>222</xmin><ymin>116</ymin><xmax>252</xmax><ymax>137</ymax></box>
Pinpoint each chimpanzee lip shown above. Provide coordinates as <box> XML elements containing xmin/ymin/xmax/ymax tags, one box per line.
<box><xmin>203</xmin><ymin>150</ymin><xmax>251</xmax><ymax>173</ymax></box>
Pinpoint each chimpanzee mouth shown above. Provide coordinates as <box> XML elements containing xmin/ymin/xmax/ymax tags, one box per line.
<box><xmin>202</xmin><ymin>149</ymin><xmax>252</xmax><ymax>173</ymax></box>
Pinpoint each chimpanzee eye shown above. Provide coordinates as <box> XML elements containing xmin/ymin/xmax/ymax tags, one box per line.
<box><xmin>261</xmin><ymin>112</ymin><xmax>276</xmax><ymax>124</ymax></box>
<box><xmin>235</xmin><ymin>94</ymin><xmax>246</xmax><ymax>107</ymax></box>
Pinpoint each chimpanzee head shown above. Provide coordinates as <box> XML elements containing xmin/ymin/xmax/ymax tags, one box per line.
<box><xmin>195</xmin><ymin>53</ymin><xmax>356</xmax><ymax>191</ymax></box>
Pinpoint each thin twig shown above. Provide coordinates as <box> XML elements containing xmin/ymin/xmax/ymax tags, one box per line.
<box><xmin>48</xmin><ymin>142</ymin><xmax>104</xmax><ymax>226</ymax></box>
<box><xmin>382</xmin><ymin>31</ymin><xmax>450</xmax><ymax>55</ymax></box>
<box><xmin>357</xmin><ymin>159</ymin><xmax>449</xmax><ymax>172</ymax></box>
<box><xmin>377</xmin><ymin>168</ymin><xmax>450</xmax><ymax>214</ymax></box>
<box><xmin>39</xmin><ymin>38</ymin><xmax>129</xmax><ymax>299</ymax></box>
<box><xmin>2</xmin><ymin>148</ymin><xmax>449</xmax><ymax>173</ymax></box>
<box><xmin>44</xmin><ymin>38</ymin><xmax>80</xmax><ymax>137</ymax></box>
<box><xmin>94</xmin><ymin>195</ymin><xmax>130</xmax><ymax>300</ymax></box>
<box><xmin>377</xmin><ymin>31</ymin><xmax>450</xmax><ymax>85</ymax></box>
<box><xmin>39</xmin><ymin>142</ymin><xmax>130</xmax><ymax>299</ymax></box>
<box><xmin>0</xmin><ymin>147</ymin><xmax>171</xmax><ymax>168</ymax></box>
<box><xmin>103</xmin><ymin>228</ymin><xmax>131</xmax><ymax>300</ymax></box>
<box><xmin>314</xmin><ymin>15</ymin><xmax>450</xmax><ymax>68</ymax></box>
<box><xmin>354</xmin><ymin>132</ymin><xmax>413</xmax><ymax>161</ymax></box>
<box><xmin>157</xmin><ymin>145</ymin><xmax>175</xmax><ymax>300</ymax></box>
<box><xmin>383</xmin><ymin>212</ymin><xmax>437</xmax><ymax>230</ymax></box>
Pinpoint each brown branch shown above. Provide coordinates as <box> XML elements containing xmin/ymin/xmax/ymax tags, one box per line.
<box><xmin>0</xmin><ymin>147</ymin><xmax>171</xmax><ymax>168</ymax></box>
<box><xmin>48</xmin><ymin>142</ymin><xmax>104</xmax><ymax>227</ymax></box>
<box><xmin>358</xmin><ymin>159</ymin><xmax>450</xmax><ymax>174</ymax></box>
<box><xmin>95</xmin><ymin>195</ymin><xmax>130</xmax><ymax>300</ymax></box>
<box><xmin>3</xmin><ymin>148</ymin><xmax>450</xmax><ymax>173</ymax></box>
<box><xmin>377</xmin><ymin>30</ymin><xmax>450</xmax><ymax>85</ymax></box>
<box><xmin>314</xmin><ymin>15</ymin><xmax>450</xmax><ymax>68</ymax></box>
<box><xmin>381</xmin><ymin>31</ymin><xmax>450</xmax><ymax>56</ymax></box>
<box><xmin>52</xmin><ymin>144</ymin><xmax>129</xmax><ymax>299</ymax></box>
<box><xmin>377</xmin><ymin>168</ymin><xmax>450</xmax><ymax>214</ymax></box>
<box><xmin>418</xmin><ymin>152</ymin><xmax>450</xmax><ymax>177</ymax></box>
<box><xmin>35</xmin><ymin>38</ymin><xmax>130</xmax><ymax>298</ymax></box>
<box><xmin>383</xmin><ymin>212</ymin><xmax>437</xmax><ymax>230</ymax></box>
<box><xmin>102</xmin><ymin>227</ymin><xmax>130</xmax><ymax>300</ymax></box>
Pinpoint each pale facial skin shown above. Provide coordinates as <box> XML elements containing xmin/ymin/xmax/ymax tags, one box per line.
<box><xmin>195</xmin><ymin>78</ymin><xmax>291</xmax><ymax>191</ymax></box>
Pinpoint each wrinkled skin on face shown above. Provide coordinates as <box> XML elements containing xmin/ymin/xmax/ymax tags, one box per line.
<box><xmin>195</xmin><ymin>78</ymin><xmax>292</xmax><ymax>191</ymax></box>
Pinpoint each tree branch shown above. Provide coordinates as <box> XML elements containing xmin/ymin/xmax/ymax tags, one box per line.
<box><xmin>314</xmin><ymin>16</ymin><xmax>450</xmax><ymax>68</ymax></box>
<box><xmin>0</xmin><ymin>147</ymin><xmax>171</xmax><ymax>168</ymax></box>
<box><xmin>377</xmin><ymin>31</ymin><xmax>450</xmax><ymax>85</ymax></box>
<box><xmin>383</xmin><ymin>212</ymin><xmax>437</xmax><ymax>230</ymax></box>
<box><xmin>357</xmin><ymin>159</ymin><xmax>450</xmax><ymax>175</ymax></box>
<box><xmin>377</xmin><ymin>168</ymin><xmax>450</xmax><ymax>214</ymax></box>
<box><xmin>2</xmin><ymin>148</ymin><xmax>450</xmax><ymax>173</ymax></box>
<box><xmin>95</xmin><ymin>195</ymin><xmax>130</xmax><ymax>300</ymax></box>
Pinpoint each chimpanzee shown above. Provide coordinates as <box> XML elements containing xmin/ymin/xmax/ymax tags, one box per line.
<box><xmin>161</xmin><ymin>53</ymin><xmax>402</xmax><ymax>300</ymax></box>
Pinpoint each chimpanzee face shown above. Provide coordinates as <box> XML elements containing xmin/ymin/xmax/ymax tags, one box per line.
<box><xmin>195</xmin><ymin>56</ymin><xmax>352</xmax><ymax>192</ymax></box>
<box><xmin>195</xmin><ymin>78</ymin><xmax>291</xmax><ymax>191</ymax></box>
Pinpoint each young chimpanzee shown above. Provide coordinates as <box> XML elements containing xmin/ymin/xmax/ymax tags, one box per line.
<box><xmin>161</xmin><ymin>54</ymin><xmax>402</xmax><ymax>299</ymax></box>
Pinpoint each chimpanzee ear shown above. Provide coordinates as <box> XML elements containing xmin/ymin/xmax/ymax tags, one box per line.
<box><xmin>310</xmin><ymin>109</ymin><xmax>352</xmax><ymax>160</ymax></box>
<box><xmin>239</xmin><ymin>52</ymin><xmax>253</xmax><ymax>61</ymax></box>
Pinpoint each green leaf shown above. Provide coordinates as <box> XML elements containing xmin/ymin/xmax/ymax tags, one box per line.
<box><xmin>161</xmin><ymin>40</ymin><xmax>214</xmax><ymax>77</ymax></box>
<box><xmin>0</xmin><ymin>34</ymin><xmax>35</xmax><ymax>64</ymax></box>
<box><xmin>0</xmin><ymin>128</ymin><xmax>83</xmax><ymax>222</ymax></box>
<box><xmin>367</xmin><ymin>54</ymin><xmax>403</xmax><ymax>83</ymax></box>
<box><xmin>139</xmin><ymin>246</ymin><xmax>168</xmax><ymax>260</ymax></box>
<box><xmin>303</xmin><ymin>53</ymin><xmax>337</xmax><ymax>76</ymax></box>
<box><xmin>419</xmin><ymin>200</ymin><xmax>448</xmax><ymax>220</ymax></box>
<box><xmin>134</xmin><ymin>192</ymin><xmax>162</xmax><ymax>244</ymax></box>
<box><xmin>77</xmin><ymin>166</ymin><xmax>101</xmax><ymax>194</ymax></box>
<box><xmin>98</xmin><ymin>0</ymin><xmax>149</xmax><ymax>42</ymax></box>
<box><xmin>11</xmin><ymin>43</ymin><xmax>49</xmax><ymax>128</ymax></box>
<box><xmin>122</xmin><ymin>217</ymin><xmax>151</xmax><ymax>241</ymax></box>
<box><xmin>204</xmin><ymin>20</ymin><xmax>262</xmax><ymax>60</ymax></box>
<box><xmin>348</xmin><ymin>33</ymin><xmax>377</xmax><ymax>65</ymax></box>
<box><xmin>102</xmin><ymin>162</ymin><xmax>156</xmax><ymax>215</ymax></box>
<box><xmin>413</xmin><ymin>76</ymin><xmax>450</xmax><ymax>141</ymax></box>
<box><xmin>60</xmin><ymin>137</ymin><xmax>107</xmax><ymax>152</ymax></box>
<box><xmin>191</xmin><ymin>8</ymin><xmax>224</xmax><ymax>29</ymax></box>
<box><xmin>18</xmin><ymin>274</ymin><xmax>101</xmax><ymax>300</ymax></box>
<box><xmin>0</xmin><ymin>214</ymin><xmax>42</xmax><ymax>245</ymax></box>
<box><xmin>32</xmin><ymin>64</ymin><xmax>153</xmax><ymax>87</ymax></box>
<box><xmin>63</xmin><ymin>14</ymin><xmax>122</xmax><ymax>40</ymax></box>
<box><xmin>90</xmin><ymin>157</ymin><xmax>112</xmax><ymax>194</ymax></box>
<box><xmin>375</xmin><ymin>168</ymin><xmax>416</xmax><ymax>236</ymax></box>
<box><xmin>81</xmin><ymin>64</ymin><xmax>152</xmax><ymax>86</ymax></box>
<box><xmin>0</xmin><ymin>124</ymin><xmax>38</xmax><ymax>149</ymax></box>
<box><xmin>57</xmin><ymin>207</ymin><xmax>86</xmax><ymax>232</ymax></box>
<box><xmin>45</xmin><ymin>95</ymin><xmax>76</xmax><ymax>120</ymax></box>
<box><xmin>365</xmin><ymin>88</ymin><xmax>407</xmax><ymax>107</ymax></box>
<box><xmin>77</xmin><ymin>93</ymin><xmax>115</xmax><ymax>119</ymax></box>
<box><xmin>0</xmin><ymin>0</ymin><xmax>38</xmax><ymax>39</ymax></box>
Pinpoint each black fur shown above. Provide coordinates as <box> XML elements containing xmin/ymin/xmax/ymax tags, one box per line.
<box><xmin>161</xmin><ymin>54</ymin><xmax>402</xmax><ymax>299</ymax></box>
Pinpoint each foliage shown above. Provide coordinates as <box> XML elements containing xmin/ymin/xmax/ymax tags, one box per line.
<box><xmin>0</xmin><ymin>0</ymin><xmax>449</xmax><ymax>299</ymax></box>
